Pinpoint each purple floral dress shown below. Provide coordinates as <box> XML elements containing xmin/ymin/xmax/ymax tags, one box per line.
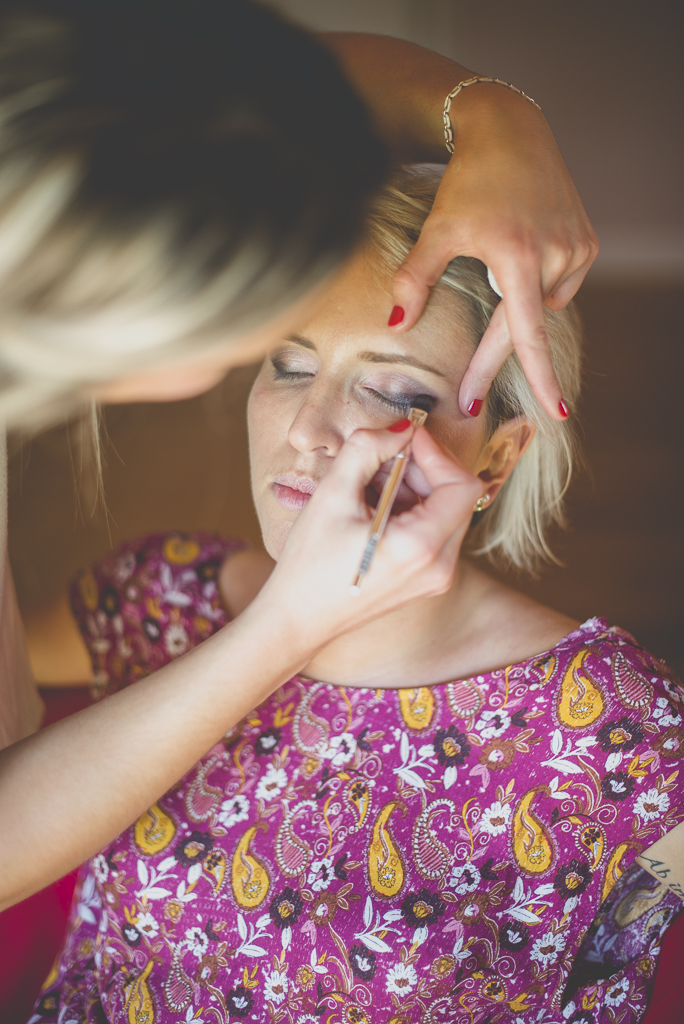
<box><xmin>31</xmin><ymin>533</ymin><xmax>684</xmax><ymax>1024</ymax></box>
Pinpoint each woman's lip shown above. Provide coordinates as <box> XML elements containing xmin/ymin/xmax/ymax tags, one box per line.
<box><xmin>270</xmin><ymin>474</ymin><xmax>318</xmax><ymax>512</ymax></box>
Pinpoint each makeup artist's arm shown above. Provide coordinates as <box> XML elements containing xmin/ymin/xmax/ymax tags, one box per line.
<box><xmin>0</xmin><ymin>423</ymin><xmax>481</xmax><ymax>910</ymax></box>
<box><xmin>322</xmin><ymin>33</ymin><xmax>598</xmax><ymax>420</ymax></box>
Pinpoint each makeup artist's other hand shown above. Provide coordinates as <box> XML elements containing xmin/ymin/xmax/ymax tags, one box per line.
<box><xmin>390</xmin><ymin>86</ymin><xmax>598</xmax><ymax>421</ymax></box>
<box><xmin>253</xmin><ymin>423</ymin><xmax>483</xmax><ymax>649</ymax></box>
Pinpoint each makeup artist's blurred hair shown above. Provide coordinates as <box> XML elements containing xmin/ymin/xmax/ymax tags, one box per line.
<box><xmin>367</xmin><ymin>167</ymin><xmax>583</xmax><ymax>573</ymax></box>
<box><xmin>0</xmin><ymin>0</ymin><xmax>387</xmax><ymax>431</ymax></box>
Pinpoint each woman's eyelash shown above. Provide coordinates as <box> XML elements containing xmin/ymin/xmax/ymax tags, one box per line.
<box><xmin>270</xmin><ymin>360</ymin><xmax>436</xmax><ymax>414</ymax></box>
<box><xmin>367</xmin><ymin>389</ymin><xmax>436</xmax><ymax>414</ymax></box>
<box><xmin>271</xmin><ymin>358</ymin><xmax>313</xmax><ymax>381</ymax></box>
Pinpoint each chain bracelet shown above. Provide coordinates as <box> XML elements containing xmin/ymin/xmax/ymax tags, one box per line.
<box><xmin>443</xmin><ymin>76</ymin><xmax>541</xmax><ymax>155</ymax></box>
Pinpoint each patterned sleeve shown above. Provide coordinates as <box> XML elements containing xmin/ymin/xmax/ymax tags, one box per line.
<box><xmin>598</xmin><ymin>626</ymin><xmax>684</xmax><ymax>848</ymax></box>
<box><xmin>70</xmin><ymin>532</ymin><xmax>245</xmax><ymax>699</ymax></box>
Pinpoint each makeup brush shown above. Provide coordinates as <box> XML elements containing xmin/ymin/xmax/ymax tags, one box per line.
<box><xmin>350</xmin><ymin>406</ymin><xmax>428</xmax><ymax>594</ymax></box>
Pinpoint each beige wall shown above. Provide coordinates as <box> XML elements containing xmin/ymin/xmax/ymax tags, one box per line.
<box><xmin>274</xmin><ymin>0</ymin><xmax>684</xmax><ymax>281</ymax></box>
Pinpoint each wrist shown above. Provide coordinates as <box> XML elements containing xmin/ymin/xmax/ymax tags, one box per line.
<box><xmin>448</xmin><ymin>80</ymin><xmax>549</xmax><ymax>149</ymax></box>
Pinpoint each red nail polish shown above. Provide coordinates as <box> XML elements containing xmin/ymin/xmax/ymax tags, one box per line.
<box><xmin>467</xmin><ymin>398</ymin><xmax>483</xmax><ymax>418</ymax></box>
<box><xmin>388</xmin><ymin>417</ymin><xmax>411</xmax><ymax>432</ymax></box>
<box><xmin>388</xmin><ymin>305</ymin><xmax>405</xmax><ymax>327</ymax></box>
<box><xmin>559</xmin><ymin>399</ymin><xmax>570</xmax><ymax>419</ymax></box>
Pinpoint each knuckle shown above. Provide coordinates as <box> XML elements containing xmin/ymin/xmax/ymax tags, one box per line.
<box><xmin>518</xmin><ymin>323</ymin><xmax>550</xmax><ymax>352</ymax></box>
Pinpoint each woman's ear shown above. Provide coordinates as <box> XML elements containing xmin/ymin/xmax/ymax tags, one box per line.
<box><xmin>476</xmin><ymin>417</ymin><xmax>535</xmax><ymax>500</ymax></box>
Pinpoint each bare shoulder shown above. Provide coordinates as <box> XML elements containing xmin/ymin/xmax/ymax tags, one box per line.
<box><xmin>464</xmin><ymin>564</ymin><xmax>580</xmax><ymax>672</ymax></box>
<box><xmin>22</xmin><ymin>591</ymin><xmax>93</xmax><ymax>686</ymax></box>
<box><xmin>219</xmin><ymin>547</ymin><xmax>275</xmax><ymax>619</ymax></box>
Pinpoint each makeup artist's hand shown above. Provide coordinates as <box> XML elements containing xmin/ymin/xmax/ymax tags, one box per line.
<box><xmin>252</xmin><ymin>422</ymin><xmax>483</xmax><ymax>648</ymax></box>
<box><xmin>390</xmin><ymin>86</ymin><xmax>598</xmax><ymax>421</ymax></box>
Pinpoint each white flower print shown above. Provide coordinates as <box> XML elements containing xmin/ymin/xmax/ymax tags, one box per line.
<box><xmin>324</xmin><ymin>733</ymin><xmax>357</xmax><ymax>769</ymax></box>
<box><xmin>479</xmin><ymin>801</ymin><xmax>511</xmax><ymax>836</ymax></box>
<box><xmin>448</xmin><ymin>863</ymin><xmax>481</xmax><ymax>894</ymax></box>
<box><xmin>386</xmin><ymin>962</ymin><xmax>418</xmax><ymax>995</ymax></box>
<box><xmin>92</xmin><ymin>854</ymin><xmax>109</xmax><ymax>883</ymax></box>
<box><xmin>264</xmin><ymin>969</ymin><xmax>289</xmax><ymax>1004</ymax></box>
<box><xmin>475</xmin><ymin>709</ymin><xmax>511</xmax><ymax>739</ymax></box>
<box><xmin>307</xmin><ymin>856</ymin><xmax>335</xmax><ymax>892</ymax></box>
<box><xmin>136</xmin><ymin>911</ymin><xmax>159</xmax><ymax>939</ymax></box>
<box><xmin>530</xmin><ymin>930</ymin><xmax>567</xmax><ymax>966</ymax></box>
<box><xmin>164</xmin><ymin>622</ymin><xmax>189</xmax><ymax>657</ymax></box>
<box><xmin>634</xmin><ymin>788</ymin><xmax>670</xmax><ymax>822</ymax></box>
<box><xmin>256</xmin><ymin>765</ymin><xmax>288</xmax><ymax>802</ymax></box>
<box><xmin>652</xmin><ymin>697</ymin><xmax>682</xmax><ymax>728</ymax></box>
<box><xmin>604</xmin><ymin>977</ymin><xmax>630</xmax><ymax>1007</ymax></box>
<box><xmin>185</xmin><ymin>925</ymin><xmax>209</xmax><ymax>959</ymax></box>
<box><xmin>218</xmin><ymin>794</ymin><xmax>250</xmax><ymax>828</ymax></box>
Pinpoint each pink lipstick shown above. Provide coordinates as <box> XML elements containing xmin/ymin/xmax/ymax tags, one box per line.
<box><xmin>271</xmin><ymin>473</ymin><xmax>317</xmax><ymax>512</ymax></box>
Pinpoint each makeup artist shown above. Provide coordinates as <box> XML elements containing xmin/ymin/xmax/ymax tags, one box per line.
<box><xmin>0</xmin><ymin>0</ymin><xmax>596</xmax><ymax>911</ymax></box>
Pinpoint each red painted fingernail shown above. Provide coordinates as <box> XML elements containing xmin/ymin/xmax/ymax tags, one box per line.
<box><xmin>559</xmin><ymin>400</ymin><xmax>570</xmax><ymax>419</ymax></box>
<box><xmin>388</xmin><ymin>417</ymin><xmax>411</xmax><ymax>432</ymax></box>
<box><xmin>388</xmin><ymin>305</ymin><xmax>405</xmax><ymax>327</ymax></box>
<box><xmin>467</xmin><ymin>399</ymin><xmax>483</xmax><ymax>418</ymax></box>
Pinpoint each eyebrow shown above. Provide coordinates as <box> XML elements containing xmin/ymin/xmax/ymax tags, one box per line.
<box><xmin>286</xmin><ymin>334</ymin><xmax>445</xmax><ymax>378</ymax></box>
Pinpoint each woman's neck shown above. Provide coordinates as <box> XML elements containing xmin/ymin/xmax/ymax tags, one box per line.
<box><xmin>300</xmin><ymin>560</ymin><xmax>579</xmax><ymax>689</ymax></box>
<box><xmin>220</xmin><ymin>549</ymin><xmax>579</xmax><ymax>691</ymax></box>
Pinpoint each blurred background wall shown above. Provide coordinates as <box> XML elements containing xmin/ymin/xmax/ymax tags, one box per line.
<box><xmin>8</xmin><ymin>0</ymin><xmax>684</xmax><ymax>673</ymax></box>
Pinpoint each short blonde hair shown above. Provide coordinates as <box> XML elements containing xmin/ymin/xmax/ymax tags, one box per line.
<box><xmin>366</xmin><ymin>168</ymin><xmax>583</xmax><ymax>572</ymax></box>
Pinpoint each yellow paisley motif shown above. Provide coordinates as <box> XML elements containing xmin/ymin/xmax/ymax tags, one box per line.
<box><xmin>398</xmin><ymin>687</ymin><xmax>435</xmax><ymax>732</ymax></box>
<box><xmin>511</xmin><ymin>787</ymin><xmax>554</xmax><ymax>875</ymax></box>
<box><xmin>231</xmin><ymin>822</ymin><xmax>271</xmax><ymax>909</ymax></box>
<box><xmin>613</xmin><ymin>882</ymin><xmax>668</xmax><ymax>927</ymax></box>
<box><xmin>76</xmin><ymin>567</ymin><xmax>99</xmax><ymax>611</ymax></box>
<box><xmin>123</xmin><ymin>960</ymin><xmax>157</xmax><ymax>1024</ymax></box>
<box><xmin>556</xmin><ymin>649</ymin><xmax>604</xmax><ymax>729</ymax></box>
<box><xmin>579</xmin><ymin>824</ymin><xmax>605</xmax><ymax>871</ymax></box>
<box><xmin>532</xmin><ymin>653</ymin><xmax>557</xmax><ymax>687</ymax></box>
<box><xmin>346</xmin><ymin>779</ymin><xmax>371</xmax><ymax>831</ymax></box>
<box><xmin>134</xmin><ymin>803</ymin><xmax>176</xmax><ymax>856</ymax></box>
<box><xmin>368</xmin><ymin>801</ymin><xmax>406</xmax><ymax>898</ymax></box>
<box><xmin>602</xmin><ymin>841</ymin><xmax>639</xmax><ymax>902</ymax></box>
<box><xmin>162</xmin><ymin>535</ymin><xmax>201</xmax><ymax>565</ymax></box>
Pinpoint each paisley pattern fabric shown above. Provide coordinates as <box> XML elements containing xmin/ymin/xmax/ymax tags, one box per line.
<box><xmin>30</xmin><ymin>533</ymin><xmax>684</xmax><ymax>1024</ymax></box>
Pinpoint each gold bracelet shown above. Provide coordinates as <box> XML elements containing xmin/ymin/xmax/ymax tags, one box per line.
<box><xmin>443</xmin><ymin>76</ymin><xmax>541</xmax><ymax>155</ymax></box>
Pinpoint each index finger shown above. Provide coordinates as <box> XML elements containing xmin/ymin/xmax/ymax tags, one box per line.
<box><xmin>389</xmin><ymin>213</ymin><xmax>465</xmax><ymax>331</ymax></box>
<box><xmin>495</xmin><ymin>261</ymin><xmax>568</xmax><ymax>420</ymax></box>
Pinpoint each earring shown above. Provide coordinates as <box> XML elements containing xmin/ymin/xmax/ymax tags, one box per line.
<box><xmin>473</xmin><ymin>493</ymin><xmax>490</xmax><ymax>513</ymax></box>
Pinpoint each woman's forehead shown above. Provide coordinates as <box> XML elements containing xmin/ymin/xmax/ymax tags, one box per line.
<box><xmin>295</xmin><ymin>253</ymin><xmax>475</xmax><ymax>374</ymax></box>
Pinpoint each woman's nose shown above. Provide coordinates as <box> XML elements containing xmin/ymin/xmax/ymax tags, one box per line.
<box><xmin>287</xmin><ymin>392</ymin><xmax>346</xmax><ymax>456</ymax></box>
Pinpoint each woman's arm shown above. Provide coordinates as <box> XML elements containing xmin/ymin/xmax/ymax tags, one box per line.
<box><xmin>322</xmin><ymin>33</ymin><xmax>598</xmax><ymax>421</ymax></box>
<box><xmin>0</xmin><ymin>421</ymin><xmax>483</xmax><ymax>910</ymax></box>
<box><xmin>638</xmin><ymin>822</ymin><xmax>684</xmax><ymax>901</ymax></box>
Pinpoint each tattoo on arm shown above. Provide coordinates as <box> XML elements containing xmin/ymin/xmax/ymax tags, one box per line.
<box><xmin>640</xmin><ymin>855</ymin><xmax>684</xmax><ymax>900</ymax></box>
<box><xmin>640</xmin><ymin>856</ymin><xmax>671</xmax><ymax>879</ymax></box>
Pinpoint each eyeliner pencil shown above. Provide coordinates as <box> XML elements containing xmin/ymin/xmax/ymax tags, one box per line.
<box><xmin>350</xmin><ymin>406</ymin><xmax>428</xmax><ymax>594</ymax></box>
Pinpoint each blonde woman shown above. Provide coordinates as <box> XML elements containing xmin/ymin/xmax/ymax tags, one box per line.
<box><xmin>29</xmin><ymin>171</ymin><xmax>680</xmax><ymax>1024</ymax></box>
<box><xmin>0</xmin><ymin>0</ymin><xmax>597</xmax><ymax>911</ymax></box>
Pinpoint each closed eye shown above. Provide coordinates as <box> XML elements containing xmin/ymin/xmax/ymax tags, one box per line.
<box><xmin>366</xmin><ymin>388</ymin><xmax>436</xmax><ymax>415</ymax></box>
<box><xmin>271</xmin><ymin>356</ymin><xmax>314</xmax><ymax>381</ymax></box>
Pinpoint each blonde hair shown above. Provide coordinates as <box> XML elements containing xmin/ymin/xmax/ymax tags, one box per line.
<box><xmin>366</xmin><ymin>168</ymin><xmax>583</xmax><ymax>572</ymax></box>
<box><xmin>0</xmin><ymin>0</ymin><xmax>387</xmax><ymax>432</ymax></box>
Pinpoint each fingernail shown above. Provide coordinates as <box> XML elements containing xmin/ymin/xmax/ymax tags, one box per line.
<box><xmin>388</xmin><ymin>417</ymin><xmax>411</xmax><ymax>432</ymax></box>
<box><xmin>388</xmin><ymin>305</ymin><xmax>405</xmax><ymax>327</ymax></box>
<box><xmin>467</xmin><ymin>398</ymin><xmax>483</xmax><ymax>418</ymax></box>
<box><xmin>559</xmin><ymin>399</ymin><xmax>570</xmax><ymax>419</ymax></box>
